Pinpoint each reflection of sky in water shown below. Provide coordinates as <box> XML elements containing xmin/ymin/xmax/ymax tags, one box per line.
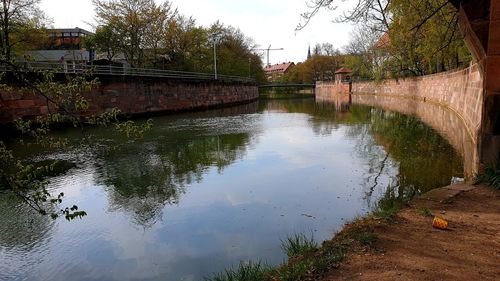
<box><xmin>0</xmin><ymin>100</ymin><xmax>457</xmax><ymax>281</ymax></box>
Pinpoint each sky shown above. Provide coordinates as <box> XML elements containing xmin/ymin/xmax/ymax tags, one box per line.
<box><xmin>40</xmin><ymin>0</ymin><xmax>355</xmax><ymax>64</ymax></box>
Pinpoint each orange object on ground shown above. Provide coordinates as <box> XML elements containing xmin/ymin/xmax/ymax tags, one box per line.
<box><xmin>432</xmin><ymin>216</ymin><xmax>449</xmax><ymax>229</ymax></box>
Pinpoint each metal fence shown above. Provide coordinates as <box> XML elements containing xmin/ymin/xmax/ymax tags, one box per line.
<box><xmin>1</xmin><ymin>61</ymin><xmax>255</xmax><ymax>83</ymax></box>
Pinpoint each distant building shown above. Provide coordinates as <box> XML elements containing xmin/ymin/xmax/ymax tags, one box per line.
<box><xmin>307</xmin><ymin>45</ymin><xmax>311</xmax><ymax>60</ymax></box>
<box><xmin>372</xmin><ymin>32</ymin><xmax>391</xmax><ymax>78</ymax></box>
<box><xmin>26</xmin><ymin>27</ymin><xmax>94</xmax><ymax>67</ymax></box>
<box><xmin>264</xmin><ymin>62</ymin><xmax>295</xmax><ymax>82</ymax></box>
<box><xmin>334</xmin><ymin>67</ymin><xmax>352</xmax><ymax>83</ymax></box>
<box><xmin>373</xmin><ymin>32</ymin><xmax>390</xmax><ymax>49</ymax></box>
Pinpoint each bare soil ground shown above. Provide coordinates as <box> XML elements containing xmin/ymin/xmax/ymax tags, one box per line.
<box><xmin>324</xmin><ymin>185</ymin><xmax>500</xmax><ymax>281</ymax></box>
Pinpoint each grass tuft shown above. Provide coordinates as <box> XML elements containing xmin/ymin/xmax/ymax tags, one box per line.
<box><xmin>476</xmin><ymin>164</ymin><xmax>500</xmax><ymax>190</ymax></box>
<box><xmin>418</xmin><ymin>206</ymin><xmax>433</xmax><ymax>217</ymax></box>
<box><xmin>271</xmin><ymin>242</ymin><xmax>346</xmax><ymax>281</ymax></box>
<box><xmin>373</xmin><ymin>205</ymin><xmax>400</xmax><ymax>220</ymax></box>
<box><xmin>372</xmin><ymin>185</ymin><xmax>407</xmax><ymax>220</ymax></box>
<box><xmin>355</xmin><ymin>231</ymin><xmax>378</xmax><ymax>246</ymax></box>
<box><xmin>205</xmin><ymin>261</ymin><xmax>269</xmax><ymax>281</ymax></box>
<box><xmin>281</xmin><ymin>233</ymin><xmax>318</xmax><ymax>258</ymax></box>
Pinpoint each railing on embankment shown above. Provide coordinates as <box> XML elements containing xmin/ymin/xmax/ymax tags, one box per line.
<box><xmin>0</xmin><ymin>62</ymin><xmax>258</xmax><ymax>124</ymax></box>
<box><xmin>315</xmin><ymin>63</ymin><xmax>484</xmax><ymax>178</ymax></box>
<box><xmin>0</xmin><ymin>61</ymin><xmax>255</xmax><ymax>83</ymax></box>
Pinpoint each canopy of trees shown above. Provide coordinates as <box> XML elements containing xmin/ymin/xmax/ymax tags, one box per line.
<box><xmin>386</xmin><ymin>0</ymin><xmax>470</xmax><ymax>77</ymax></box>
<box><xmin>90</xmin><ymin>0</ymin><xmax>266</xmax><ymax>82</ymax></box>
<box><xmin>0</xmin><ymin>0</ymin><xmax>49</xmax><ymax>60</ymax></box>
<box><xmin>280</xmin><ymin>52</ymin><xmax>344</xmax><ymax>84</ymax></box>
<box><xmin>298</xmin><ymin>0</ymin><xmax>471</xmax><ymax>80</ymax></box>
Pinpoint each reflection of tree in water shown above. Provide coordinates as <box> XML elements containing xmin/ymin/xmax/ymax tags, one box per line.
<box><xmin>93</xmin><ymin>133</ymin><xmax>252</xmax><ymax>227</ymax></box>
<box><xmin>0</xmin><ymin>192</ymin><xmax>54</xmax><ymax>251</ymax></box>
<box><xmin>347</xmin><ymin>108</ymin><xmax>462</xmax><ymax>207</ymax></box>
<box><xmin>285</xmin><ymin>99</ymin><xmax>463</xmax><ymax>208</ymax></box>
<box><xmin>370</xmin><ymin>110</ymin><xmax>462</xmax><ymax>191</ymax></box>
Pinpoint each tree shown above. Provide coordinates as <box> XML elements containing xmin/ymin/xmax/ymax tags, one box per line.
<box><xmin>315</xmin><ymin>43</ymin><xmax>339</xmax><ymax>56</ymax></box>
<box><xmin>91</xmin><ymin>0</ymin><xmax>265</xmax><ymax>79</ymax></box>
<box><xmin>299</xmin><ymin>0</ymin><xmax>471</xmax><ymax>78</ymax></box>
<box><xmin>0</xmin><ymin>0</ymin><xmax>48</xmax><ymax>60</ymax></box>
<box><xmin>160</xmin><ymin>15</ymin><xmax>211</xmax><ymax>71</ymax></box>
<box><xmin>297</xmin><ymin>0</ymin><xmax>391</xmax><ymax>32</ymax></box>
<box><xmin>343</xmin><ymin>24</ymin><xmax>384</xmax><ymax>79</ymax></box>
<box><xmin>84</xmin><ymin>24</ymin><xmax>120</xmax><ymax>61</ymax></box>
<box><xmin>92</xmin><ymin>0</ymin><xmax>177</xmax><ymax>67</ymax></box>
<box><xmin>386</xmin><ymin>0</ymin><xmax>470</xmax><ymax>77</ymax></box>
<box><xmin>0</xmin><ymin>0</ymin><xmax>155</xmax><ymax>219</ymax></box>
<box><xmin>281</xmin><ymin>53</ymin><xmax>344</xmax><ymax>83</ymax></box>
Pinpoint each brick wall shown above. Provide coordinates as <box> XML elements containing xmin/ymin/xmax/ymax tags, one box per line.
<box><xmin>315</xmin><ymin>63</ymin><xmax>484</xmax><ymax>176</ymax></box>
<box><xmin>317</xmin><ymin>63</ymin><xmax>483</xmax><ymax>143</ymax></box>
<box><xmin>315</xmin><ymin>81</ymin><xmax>351</xmax><ymax>99</ymax></box>
<box><xmin>0</xmin><ymin>78</ymin><xmax>259</xmax><ymax>124</ymax></box>
<box><xmin>351</xmin><ymin>64</ymin><xmax>483</xmax><ymax>142</ymax></box>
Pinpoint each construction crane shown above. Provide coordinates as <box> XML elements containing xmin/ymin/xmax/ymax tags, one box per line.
<box><xmin>252</xmin><ymin>45</ymin><xmax>284</xmax><ymax>67</ymax></box>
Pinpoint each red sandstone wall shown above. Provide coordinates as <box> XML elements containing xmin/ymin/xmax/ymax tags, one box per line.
<box><xmin>316</xmin><ymin>63</ymin><xmax>484</xmax><ymax>144</ymax></box>
<box><xmin>315</xmin><ymin>81</ymin><xmax>351</xmax><ymax>99</ymax></box>
<box><xmin>315</xmin><ymin>63</ymin><xmax>484</xmax><ymax>176</ymax></box>
<box><xmin>0</xmin><ymin>79</ymin><xmax>258</xmax><ymax>124</ymax></box>
<box><xmin>353</xmin><ymin>64</ymin><xmax>483</xmax><ymax>144</ymax></box>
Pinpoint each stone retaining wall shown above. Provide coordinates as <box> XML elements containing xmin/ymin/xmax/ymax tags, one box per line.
<box><xmin>352</xmin><ymin>95</ymin><xmax>478</xmax><ymax>178</ymax></box>
<box><xmin>317</xmin><ymin>63</ymin><xmax>483</xmax><ymax>143</ymax></box>
<box><xmin>0</xmin><ymin>77</ymin><xmax>259</xmax><ymax>124</ymax></box>
<box><xmin>316</xmin><ymin>63</ymin><xmax>484</xmax><ymax>176</ymax></box>
<box><xmin>351</xmin><ymin>63</ymin><xmax>483</xmax><ymax>144</ymax></box>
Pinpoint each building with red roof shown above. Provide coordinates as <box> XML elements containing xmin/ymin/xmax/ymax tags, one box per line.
<box><xmin>335</xmin><ymin>67</ymin><xmax>352</xmax><ymax>83</ymax></box>
<box><xmin>373</xmin><ymin>32</ymin><xmax>390</xmax><ymax>49</ymax></box>
<box><xmin>264</xmin><ymin>62</ymin><xmax>295</xmax><ymax>82</ymax></box>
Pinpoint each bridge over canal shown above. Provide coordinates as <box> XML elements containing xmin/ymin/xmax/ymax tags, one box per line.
<box><xmin>258</xmin><ymin>83</ymin><xmax>316</xmax><ymax>97</ymax></box>
<box><xmin>259</xmin><ymin>83</ymin><xmax>315</xmax><ymax>89</ymax></box>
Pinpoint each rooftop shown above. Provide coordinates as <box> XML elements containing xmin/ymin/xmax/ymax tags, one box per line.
<box><xmin>335</xmin><ymin>67</ymin><xmax>352</xmax><ymax>74</ymax></box>
<box><xmin>47</xmin><ymin>27</ymin><xmax>94</xmax><ymax>36</ymax></box>
<box><xmin>373</xmin><ymin>32</ymin><xmax>390</xmax><ymax>49</ymax></box>
<box><xmin>264</xmin><ymin>62</ymin><xmax>294</xmax><ymax>73</ymax></box>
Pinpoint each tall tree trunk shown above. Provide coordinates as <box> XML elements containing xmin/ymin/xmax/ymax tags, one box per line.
<box><xmin>2</xmin><ymin>0</ymin><xmax>10</xmax><ymax>60</ymax></box>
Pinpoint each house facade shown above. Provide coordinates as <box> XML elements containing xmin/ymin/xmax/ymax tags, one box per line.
<box><xmin>26</xmin><ymin>27</ymin><xmax>94</xmax><ymax>66</ymax></box>
<box><xmin>264</xmin><ymin>62</ymin><xmax>295</xmax><ymax>82</ymax></box>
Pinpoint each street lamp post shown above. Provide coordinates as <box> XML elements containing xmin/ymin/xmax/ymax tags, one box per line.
<box><xmin>213</xmin><ymin>38</ymin><xmax>218</xmax><ymax>80</ymax></box>
<box><xmin>248</xmin><ymin>57</ymin><xmax>251</xmax><ymax>78</ymax></box>
<box><xmin>210</xmin><ymin>32</ymin><xmax>221</xmax><ymax>80</ymax></box>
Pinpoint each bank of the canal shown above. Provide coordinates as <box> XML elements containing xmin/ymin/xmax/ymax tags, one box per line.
<box><xmin>205</xmin><ymin>184</ymin><xmax>500</xmax><ymax>281</ymax></box>
<box><xmin>322</xmin><ymin>184</ymin><xmax>500</xmax><ymax>281</ymax></box>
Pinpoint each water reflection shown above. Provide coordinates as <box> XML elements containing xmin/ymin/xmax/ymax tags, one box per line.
<box><xmin>0</xmin><ymin>99</ymin><xmax>463</xmax><ymax>281</ymax></box>
<box><xmin>362</xmin><ymin>95</ymin><xmax>476</xmax><ymax>178</ymax></box>
<box><xmin>0</xmin><ymin>193</ymin><xmax>55</xmax><ymax>279</ymax></box>
<box><xmin>93</xmin><ymin>132</ymin><xmax>254</xmax><ymax>227</ymax></box>
<box><xmin>318</xmin><ymin>93</ymin><xmax>476</xmax><ymax>178</ymax></box>
<box><xmin>270</xmin><ymin>99</ymin><xmax>462</xmax><ymax>205</ymax></box>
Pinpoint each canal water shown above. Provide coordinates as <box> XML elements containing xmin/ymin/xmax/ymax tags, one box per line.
<box><xmin>0</xmin><ymin>99</ymin><xmax>462</xmax><ymax>281</ymax></box>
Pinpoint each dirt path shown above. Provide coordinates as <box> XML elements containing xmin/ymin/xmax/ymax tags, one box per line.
<box><xmin>325</xmin><ymin>185</ymin><xmax>500</xmax><ymax>281</ymax></box>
